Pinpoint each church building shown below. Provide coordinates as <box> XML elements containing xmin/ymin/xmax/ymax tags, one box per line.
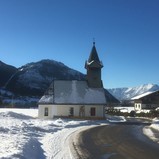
<box><xmin>38</xmin><ymin>42</ymin><xmax>117</xmax><ymax>119</ymax></box>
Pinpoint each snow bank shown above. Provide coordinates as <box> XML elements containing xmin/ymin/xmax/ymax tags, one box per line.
<box><xmin>105</xmin><ymin>114</ymin><xmax>126</xmax><ymax>122</ymax></box>
<box><xmin>143</xmin><ymin>118</ymin><xmax>159</xmax><ymax>143</ymax></box>
<box><xmin>0</xmin><ymin>108</ymin><xmax>107</xmax><ymax>159</ymax></box>
<box><xmin>114</xmin><ymin>107</ymin><xmax>134</xmax><ymax>113</ymax></box>
<box><xmin>150</xmin><ymin>118</ymin><xmax>159</xmax><ymax>130</ymax></box>
<box><xmin>0</xmin><ymin>108</ymin><xmax>38</xmax><ymax>118</ymax></box>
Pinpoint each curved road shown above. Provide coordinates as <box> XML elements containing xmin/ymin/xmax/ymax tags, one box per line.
<box><xmin>71</xmin><ymin>120</ymin><xmax>159</xmax><ymax>159</ymax></box>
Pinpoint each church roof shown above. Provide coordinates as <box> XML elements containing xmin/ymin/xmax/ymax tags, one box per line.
<box><xmin>39</xmin><ymin>80</ymin><xmax>107</xmax><ymax>105</ymax></box>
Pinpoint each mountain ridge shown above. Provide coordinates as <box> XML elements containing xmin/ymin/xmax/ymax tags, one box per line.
<box><xmin>0</xmin><ymin>60</ymin><xmax>158</xmax><ymax>106</ymax></box>
<box><xmin>108</xmin><ymin>83</ymin><xmax>159</xmax><ymax>101</ymax></box>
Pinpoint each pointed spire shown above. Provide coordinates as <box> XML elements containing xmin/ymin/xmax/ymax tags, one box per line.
<box><xmin>88</xmin><ymin>41</ymin><xmax>100</xmax><ymax>63</ymax></box>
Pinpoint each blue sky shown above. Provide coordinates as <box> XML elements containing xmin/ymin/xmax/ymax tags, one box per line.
<box><xmin>0</xmin><ymin>0</ymin><xmax>159</xmax><ymax>88</ymax></box>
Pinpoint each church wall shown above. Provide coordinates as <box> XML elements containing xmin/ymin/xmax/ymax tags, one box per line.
<box><xmin>56</xmin><ymin>105</ymin><xmax>78</xmax><ymax>117</ymax></box>
<box><xmin>38</xmin><ymin>104</ymin><xmax>56</xmax><ymax>119</ymax></box>
<box><xmin>38</xmin><ymin>104</ymin><xmax>104</xmax><ymax>119</ymax></box>
<box><xmin>38</xmin><ymin>105</ymin><xmax>80</xmax><ymax>118</ymax></box>
<box><xmin>55</xmin><ymin>105</ymin><xmax>104</xmax><ymax>118</ymax></box>
<box><xmin>84</xmin><ymin>105</ymin><xmax>104</xmax><ymax>117</ymax></box>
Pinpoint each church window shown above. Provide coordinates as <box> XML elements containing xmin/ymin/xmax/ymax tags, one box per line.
<box><xmin>90</xmin><ymin>107</ymin><xmax>96</xmax><ymax>116</ymax></box>
<box><xmin>69</xmin><ymin>107</ymin><xmax>74</xmax><ymax>116</ymax></box>
<box><xmin>44</xmin><ymin>107</ymin><xmax>49</xmax><ymax>116</ymax></box>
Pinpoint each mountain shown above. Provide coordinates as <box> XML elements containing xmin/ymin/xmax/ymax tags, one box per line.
<box><xmin>1</xmin><ymin>59</ymin><xmax>119</xmax><ymax>107</ymax></box>
<box><xmin>0</xmin><ymin>61</ymin><xmax>17</xmax><ymax>87</ymax></box>
<box><xmin>108</xmin><ymin>84</ymin><xmax>159</xmax><ymax>101</ymax></box>
<box><xmin>5</xmin><ymin>59</ymin><xmax>85</xmax><ymax>96</ymax></box>
<box><xmin>104</xmin><ymin>89</ymin><xmax>120</xmax><ymax>104</ymax></box>
<box><xmin>3</xmin><ymin>59</ymin><xmax>156</xmax><ymax>107</ymax></box>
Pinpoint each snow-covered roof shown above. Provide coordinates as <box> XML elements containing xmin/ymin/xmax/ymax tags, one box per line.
<box><xmin>131</xmin><ymin>91</ymin><xmax>156</xmax><ymax>100</ymax></box>
<box><xmin>39</xmin><ymin>80</ymin><xmax>107</xmax><ymax>105</ymax></box>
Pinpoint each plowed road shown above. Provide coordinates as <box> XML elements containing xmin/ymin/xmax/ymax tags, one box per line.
<box><xmin>71</xmin><ymin>120</ymin><xmax>159</xmax><ymax>159</ymax></box>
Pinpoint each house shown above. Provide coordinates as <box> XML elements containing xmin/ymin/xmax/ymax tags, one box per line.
<box><xmin>132</xmin><ymin>90</ymin><xmax>159</xmax><ymax>110</ymax></box>
<box><xmin>38</xmin><ymin>42</ymin><xmax>118</xmax><ymax>119</ymax></box>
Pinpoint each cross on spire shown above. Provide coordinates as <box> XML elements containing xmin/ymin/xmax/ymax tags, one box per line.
<box><xmin>93</xmin><ymin>38</ymin><xmax>95</xmax><ymax>46</ymax></box>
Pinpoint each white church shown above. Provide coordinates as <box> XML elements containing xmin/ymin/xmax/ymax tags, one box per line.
<box><xmin>38</xmin><ymin>42</ymin><xmax>117</xmax><ymax>119</ymax></box>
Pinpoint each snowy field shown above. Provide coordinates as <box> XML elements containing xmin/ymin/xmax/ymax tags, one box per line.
<box><xmin>0</xmin><ymin>108</ymin><xmax>159</xmax><ymax>159</ymax></box>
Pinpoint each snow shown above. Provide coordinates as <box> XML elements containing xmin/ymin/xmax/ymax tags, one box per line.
<box><xmin>0</xmin><ymin>108</ymin><xmax>107</xmax><ymax>159</ymax></box>
<box><xmin>151</xmin><ymin>118</ymin><xmax>159</xmax><ymax>131</ymax></box>
<box><xmin>18</xmin><ymin>69</ymin><xmax>47</xmax><ymax>89</ymax></box>
<box><xmin>105</xmin><ymin>114</ymin><xmax>126</xmax><ymax>122</ymax></box>
<box><xmin>1</xmin><ymin>108</ymin><xmax>159</xmax><ymax>159</ymax></box>
<box><xmin>131</xmin><ymin>91</ymin><xmax>155</xmax><ymax>100</ymax></box>
<box><xmin>114</xmin><ymin>106</ymin><xmax>150</xmax><ymax>114</ymax></box>
<box><xmin>143</xmin><ymin>118</ymin><xmax>159</xmax><ymax>143</ymax></box>
<box><xmin>114</xmin><ymin>106</ymin><xmax>135</xmax><ymax>113</ymax></box>
<box><xmin>108</xmin><ymin>83</ymin><xmax>159</xmax><ymax>100</ymax></box>
<box><xmin>40</xmin><ymin>80</ymin><xmax>106</xmax><ymax>104</ymax></box>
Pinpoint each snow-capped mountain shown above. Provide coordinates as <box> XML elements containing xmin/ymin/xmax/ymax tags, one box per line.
<box><xmin>108</xmin><ymin>84</ymin><xmax>159</xmax><ymax>101</ymax></box>
<box><xmin>5</xmin><ymin>59</ymin><xmax>85</xmax><ymax>96</ymax></box>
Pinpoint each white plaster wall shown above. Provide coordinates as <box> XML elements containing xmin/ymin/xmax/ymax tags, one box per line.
<box><xmin>38</xmin><ymin>104</ymin><xmax>104</xmax><ymax>119</ymax></box>
<box><xmin>84</xmin><ymin>105</ymin><xmax>104</xmax><ymax>117</ymax></box>
<box><xmin>56</xmin><ymin>105</ymin><xmax>72</xmax><ymax>116</ymax></box>
<box><xmin>134</xmin><ymin>103</ymin><xmax>142</xmax><ymax>110</ymax></box>
<box><xmin>38</xmin><ymin>105</ymin><xmax>54</xmax><ymax>119</ymax></box>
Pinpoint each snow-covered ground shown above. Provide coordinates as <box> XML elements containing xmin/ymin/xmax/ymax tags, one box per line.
<box><xmin>143</xmin><ymin>118</ymin><xmax>159</xmax><ymax>144</ymax></box>
<box><xmin>114</xmin><ymin>106</ymin><xmax>135</xmax><ymax>113</ymax></box>
<box><xmin>0</xmin><ymin>108</ymin><xmax>159</xmax><ymax>159</ymax></box>
<box><xmin>0</xmin><ymin>108</ymin><xmax>108</xmax><ymax>159</ymax></box>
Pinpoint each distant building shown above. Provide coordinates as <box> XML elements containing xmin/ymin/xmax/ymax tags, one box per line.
<box><xmin>38</xmin><ymin>42</ymin><xmax>119</xmax><ymax>119</ymax></box>
<box><xmin>132</xmin><ymin>90</ymin><xmax>159</xmax><ymax>110</ymax></box>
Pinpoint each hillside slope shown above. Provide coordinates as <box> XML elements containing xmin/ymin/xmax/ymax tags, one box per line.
<box><xmin>5</xmin><ymin>59</ymin><xmax>85</xmax><ymax>96</ymax></box>
<box><xmin>0</xmin><ymin>61</ymin><xmax>17</xmax><ymax>87</ymax></box>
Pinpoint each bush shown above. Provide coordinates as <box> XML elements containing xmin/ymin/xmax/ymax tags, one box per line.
<box><xmin>105</xmin><ymin>108</ymin><xmax>159</xmax><ymax>118</ymax></box>
<box><xmin>130</xmin><ymin>111</ymin><xmax>136</xmax><ymax>117</ymax></box>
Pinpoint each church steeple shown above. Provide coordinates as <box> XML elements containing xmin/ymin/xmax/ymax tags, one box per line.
<box><xmin>85</xmin><ymin>42</ymin><xmax>103</xmax><ymax>88</ymax></box>
<box><xmin>86</xmin><ymin>42</ymin><xmax>103</xmax><ymax>69</ymax></box>
<box><xmin>88</xmin><ymin>42</ymin><xmax>99</xmax><ymax>61</ymax></box>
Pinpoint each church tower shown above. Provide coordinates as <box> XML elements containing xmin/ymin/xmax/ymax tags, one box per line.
<box><xmin>85</xmin><ymin>42</ymin><xmax>103</xmax><ymax>88</ymax></box>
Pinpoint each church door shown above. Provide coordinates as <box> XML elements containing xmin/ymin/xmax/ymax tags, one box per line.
<box><xmin>90</xmin><ymin>107</ymin><xmax>96</xmax><ymax>116</ymax></box>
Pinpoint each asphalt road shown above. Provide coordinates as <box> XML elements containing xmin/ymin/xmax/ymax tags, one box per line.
<box><xmin>71</xmin><ymin>120</ymin><xmax>159</xmax><ymax>159</ymax></box>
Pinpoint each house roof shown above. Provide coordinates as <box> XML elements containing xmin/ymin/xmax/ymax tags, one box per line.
<box><xmin>131</xmin><ymin>90</ymin><xmax>159</xmax><ymax>100</ymax></box>
<box><xmin>39</xmin><ymin>80</ymin><xmax>107</xmax><ymax>105</ymax></box>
